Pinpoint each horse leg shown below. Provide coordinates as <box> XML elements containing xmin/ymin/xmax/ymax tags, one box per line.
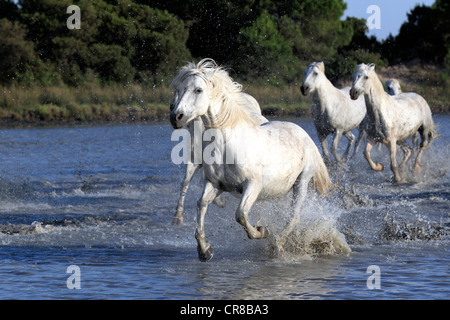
<box><xmin>398</xmin><ymin>140</ymin><xmax>412</xmax><ymax>170</ymax></box>
<box><xmin>318</xmin><ymin>133</ymin><xmax>330</xmax><ymax>163</ymax></box>
<box><xmin>173</xmin><ymin>162</ymin><xmax>200</xmax><ymax>225</ymax></box>
<box><xmin>212</xmin><ymin>194</ymin><xmax>226</xmax><ymax>208</ymax></box>
<box><xmin>364</xmin><ymin>139</ymin><xmax>384</xmax><ymax>171</ymax></box>
<box><xmin>388</xmin><ymin>139</ymin><xmax>403</xmax><ymax>183</ymax></box>
<box><xmin>412</xmin><ymin>132</ymin><xmax>419</xmax><ymax>150</ymax></box>
<box><xmin>195</xmin><ymin>181</ymin><xmax>222</xmax><ymax>262</ymax></box>
<box><xmin>414</xmin><ymin>127</ymin><xmax>434</xmax><ymax>173</ymax></box>
<box><xmin>353</xmin><ymin>124</ymin><xmax>366</xmax><ymax>157</ymax></box>
<box><xmin>235</xmin><ymin>181</ymin><xmax>267</xmax><ymax>240</ymax></box>
<box><xmin>343</xmin><ymin>131</ymin><xmax>356</xmax><ymax>161</ymax></box>
<box><xmin>332</xmin><ymin>130</ymin><xmax>344</xmax><ymax>163</ymax></box>
<box><xmin>274</xmin><ymin>171</ymin><xmax>311</xmax><ymax>254</ymax></box>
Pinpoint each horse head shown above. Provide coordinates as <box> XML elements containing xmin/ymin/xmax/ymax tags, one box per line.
<box><xmin>350</xmin><ymin>63</ymin><xmax>375</xmax><ymax>100</ymax></box>
<box><xmin>170</xmin><ymin>58</ymin><xmax>256</xmax><ymax>130</ymax></box>
<box><xmin>169</xmin><ymin>59</ymin><xmax>219</xmax><ymax>129</ymax></box>
<box><xmin>300</xmin><ymin>61</ymin><xmax>325</xmax><ymax>96</ymax></box>
<box><xmin>385</xmin><ymin>79</ymin><xmax>402</xmax><ymax>96</ymax></box>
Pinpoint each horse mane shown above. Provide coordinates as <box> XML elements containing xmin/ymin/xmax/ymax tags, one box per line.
<box><xmin>171</xmin><ymin>58</ymin><xmax>258</xmax><ymax>129</ymax></box>
<box><xmin>305</xmin><ymin>61</ymin><xmax>325</xmax><ymax>75</ymax></box>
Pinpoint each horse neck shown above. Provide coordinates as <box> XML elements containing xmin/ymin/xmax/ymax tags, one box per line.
<box><xmin>363</xmin><ymin>74</ymin><xmax>393</xmax><ymax>140</ymax></box>
<box><xmin>313</xmin><ymin>76</ymin><xmax>339</xmax><ymax>112</ymax></box>
<box><xmin>364</xmin><ymin>75</ymin><xmax>390</xmax><ymax>115</ymax></box>
<box><xmin>203</xmin><ymin>94</ymin><xmax>256</xmax><ymax>131</ymax></box>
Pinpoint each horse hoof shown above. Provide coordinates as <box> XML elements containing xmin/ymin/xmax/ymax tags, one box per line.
<box><xmin>172</xmin><ymin>216</ymin><xmax>183</xmax><ymax>225</ymax></box>
<box><xmin>257</xmin><ymin>226</ymin><xmax>269</xmax><ymax>239</ymax></box>
<box><xmin>197</xmin><ymin>245</ymin><xmax>214</xmax><ymax>262</ymax></box>
<box><xmin>375</xmin><ymin>162</ymin><xmax>384</xmax><ymax>171</ymax></box>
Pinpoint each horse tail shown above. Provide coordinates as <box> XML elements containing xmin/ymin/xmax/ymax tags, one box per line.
<box><xmin>311</xmin><ymin>152</ymin><xmax>333</xmax><ymax>196</ymax></box>
<box><xmin>428</xmin><ymin>123</ymin><xmax>436</xmax><ymax>145</ymax></box>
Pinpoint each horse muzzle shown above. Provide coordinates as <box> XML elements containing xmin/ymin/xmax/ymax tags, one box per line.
<box><xmin>349</xmin><ymin>88</ymin><xmax>359</xmax><ymax>100</ymax></box>
<box><xmin>170</xmin><ymin>112</ymin><xmax>185</xmax><ymax>129</ymax></box>
<box><xmin>300</xmin><ymin>85</ymin><xmax>309</xmax><ymax>96</ymax></box>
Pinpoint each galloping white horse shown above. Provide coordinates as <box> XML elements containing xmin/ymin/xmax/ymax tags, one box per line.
<box><xmin>353</xmin><ymin>78</ymin><xmax>415</xmax><ymax>155</ymax></box>
<box><xmin>350</xmin><ymin>63</ymin><xmax>435</xmax><ymax>183</ymax></box>
<box><xmin>300</xmin><ymin>62</ymin><xmax>366</xmax><ymax>163</ymax></box>
<box><xmin>385</xmin><ymin>78</ymin><xmax>419</xmax><ymax>150</ymax></box>
<box><xmin>171</xmin><ymin>91</ymin><xmax>267</xmax><ymax>225</ymax></box>
<box><xmin>170</xmin><ymin>59</ymin><xmax>332</xmax><ymax>261</ymax></box>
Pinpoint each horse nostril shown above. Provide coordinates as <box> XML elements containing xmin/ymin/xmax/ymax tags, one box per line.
<box><xmin>176</xmin><ymin>113</ymin><xmax>184</xmax><ymax>121</ymax></box>
<box><xmin>300</xmin><ymin>86</ymin><xmax>308</xmax><ymax>95</ymax></box>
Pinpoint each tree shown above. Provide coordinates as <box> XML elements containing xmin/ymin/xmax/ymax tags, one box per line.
<box><xmin>233</xmin><ymin>10</ymin><xmax>297</xmax><ymax>84</ymax></box>
<box><xmin>392</xmin><ymin>0</ymin><xmax>449</xmax><ymax>63</ymax></box>
<box><xmin>18</xmin><ymin>0</ymin><xmax>191</xmax><ymax>85</ymax></box>
<box><xmin>0</xmin><ymin>0</ymin><xmax>20</xmax><ymax>21</ymax></box>
<box><xmin>327</xmin><ymin>17</ymin><xmax>386</xmax><ymax>83</ymax></box>
<box><xmin>0</xmin><ymin>18</ymin><xmax>37</xmax><ymax>84</ymax></box>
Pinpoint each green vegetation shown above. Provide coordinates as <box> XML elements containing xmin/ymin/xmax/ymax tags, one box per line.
<box><xmin>0</xmin><ymin>0</ymin><xmax>448</xmax><ymax>125</ymax></box>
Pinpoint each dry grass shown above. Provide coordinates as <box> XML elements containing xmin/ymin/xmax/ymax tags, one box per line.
<box><xmin>0</xmin><ymin>82</ymin><xmax>310</xmax><ymax>125</ymax></box>
<box><xmin>0</xmin><ymin>83</ymin><xmax>173</xmax><ymax>124</ymax></box>
<box><xmin>377</xmin><ymin>62</ymin><xmax>449</xmax><ymax>112</ymax></box>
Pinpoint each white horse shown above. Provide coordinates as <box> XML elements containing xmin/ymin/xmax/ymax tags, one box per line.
<box><xmin>385</xmin><ymin>79</ymin><xmax>402</xmax><ymax>95</ymax></box>
<box><xmin>353</xmin><ymin>78</ymin><xmax>416</xmax><ymax>155</ymax></box>
<box><xmin>171</xmin><ymin>91</ymin><xmax>267</xmax><ymax>225</ymax></box>
<box><xmin>170</xmin><ymin>59</ymin><xmax>332</xmax><ymax>261</ymax></box>
<box><xmin>385</xmin><ymin>79</ymin><xmax>419</xmax><ymax>150</ymax></box>
<box><xmin>350</xmin><ymin>63</ymin><xmax>435</xmax><ymax>183</ymax></box>
<box><xmin>300</xmin><ymin>62</ymin><xmax>366</xmax><ymax>163</ymax></box>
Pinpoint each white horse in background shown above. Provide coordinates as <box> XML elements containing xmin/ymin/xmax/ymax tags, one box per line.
<box><xmin>300</xmin><ymin>62</ymin><xmax>366</xmax><ymax>163</ymax></box>
<box><xmin>171</xmin><ymin>91</ymin><xmax>267</xmax><ymax>225</ymax></box>
<box><xmin>170</xmin><ymin>59</ymin><xmax>332</xmax><ymax>261</ymax></box>
<box><xmin>353</xmin><ymin>78</ymin><xmax>417</xmax><ymax>155</ymax></box>
<box><xmin>350</xmin><ymin>63</ymin><xmax>435</xmax><ymax>183</ymax></box>
<box><xmin>385</xmin><ymin>79</ymin><xmax>402</xmax><ymax>95</ymax></box>
<box><xmin>385</xmin><ymin>79</ymin><xmax>419</xmax><ymax>150</ymax></box>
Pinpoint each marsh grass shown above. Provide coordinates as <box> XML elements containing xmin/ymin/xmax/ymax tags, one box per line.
<box><xmin>0</xmin><ymin>83</ymin><xmax>173</xmax><ymax>124</ymax></box>
<box><xmin>0</xmin><ymin>82</ymin><xmax>310</xmax><ymax>125</ymax></box>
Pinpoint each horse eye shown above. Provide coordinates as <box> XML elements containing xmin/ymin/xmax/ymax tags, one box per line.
<box><xmin>194</xmin><ymin>88</ymin><xmax>203</xmax><ymax>94</ymax></box>
<box><xmin>364</xmin><ymin>76</ymin><xmax>369</xmax><ymax>80</ymax></box>
<box><xmin>313</xmin><ymin>72</ymin><xmax>318</xmax><ymax>76</ymax></box>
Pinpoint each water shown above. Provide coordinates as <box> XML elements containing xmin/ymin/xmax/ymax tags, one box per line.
<box><xmin>0</xmin><ymin>116</ymin><xmax>448</xmax><ymax>300</ymax></box>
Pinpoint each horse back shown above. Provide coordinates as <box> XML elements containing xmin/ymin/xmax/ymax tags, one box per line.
<box><xmin>390</xmin><ymin>92</ymin><xmax>434</xmax><ymax>138</ymax></box>
<box><xmin>392</xmin><ymin>93</ymin><xmax>432</xmax><ymax>120</ymax></box>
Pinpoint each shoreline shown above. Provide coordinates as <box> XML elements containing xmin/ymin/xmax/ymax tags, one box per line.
<box><xmin>1</xmin><ymin>109</ymin><xmax>447</xmax><ymax>130</ymax></box>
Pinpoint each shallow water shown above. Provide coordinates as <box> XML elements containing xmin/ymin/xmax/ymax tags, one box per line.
<box><xmin>0</xmin><ymin>116</ymin><xmax>448</xmax><ymax>300</ymax></box>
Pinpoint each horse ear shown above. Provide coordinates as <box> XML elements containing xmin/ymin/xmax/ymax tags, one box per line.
<box><xmin>205</xmin><ymin>71</ymin><xmax>215</xmax><ymax>80</ymax></box>
<box><xmin>368</xmin><ymin>63</ymin><xmax>376</xmax><ymax>71</ymax></box>
<box><xmin>318</xmin><ymin>61</ymin><xmax>325</xmax><ymax>73</ymax></box>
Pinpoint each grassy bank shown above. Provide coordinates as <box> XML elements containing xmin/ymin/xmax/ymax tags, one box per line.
<box><xmin>0</xmin><ymin>83</ymin><xmax>172</xmax><ymax>125</ymax></box>
<box><xmin>0</xmin><ymin>63</ymin><xmax>448</xmax><ymax>126</ymax></box>
<box><xmin>0</xmin><ymin>82</ymin><xmax>310</xmax><ymax>126</ymax></box>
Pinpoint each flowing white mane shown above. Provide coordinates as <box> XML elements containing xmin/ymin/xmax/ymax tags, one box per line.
<box><xmin>171</xmin><ymin>58</ymin><xmax>258</xmax><ymax>128</ymax></box>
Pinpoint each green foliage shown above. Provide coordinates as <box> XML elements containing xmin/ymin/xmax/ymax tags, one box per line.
<box><xmin>234</xmin><ymin>11</ymin><xmax>297</xmax><ymax>84</ymax></box>
<box><xmin>0</xmin><ymin>0</ymin><xmax>447</xmax><ymax>100</ymax></box>
<box><xmin>8</xmin><ymin>0</ymin><xmax>191</xmax><ymax>86</ymax></box>
<box><xmin>0</xmin><ymin>18</ymin><xmax>37</xmax><ymax>84</ymax></box>
<box><xmin>389</xmin><ymin>0</ymin><xmax>449</xmax><ymax>63</ymax></box>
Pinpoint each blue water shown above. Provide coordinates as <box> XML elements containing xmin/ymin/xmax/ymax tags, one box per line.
<box><xmin>0</xmin><ymin>116</ymin><xmax>448</xmax><ymax>300</ymax></box>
